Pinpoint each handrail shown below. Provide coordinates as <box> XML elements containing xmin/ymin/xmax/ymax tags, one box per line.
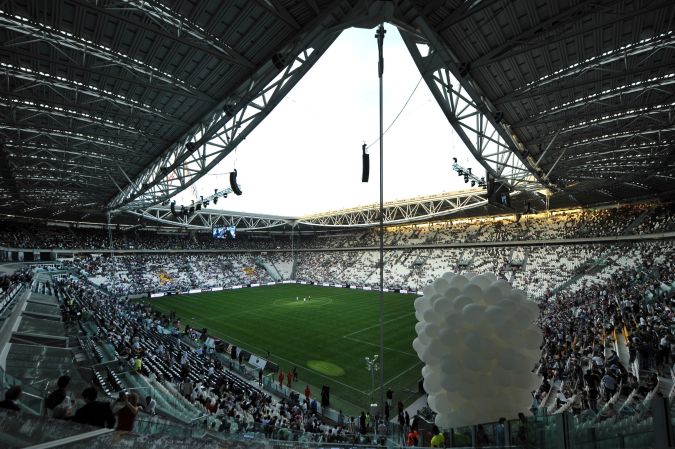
<box><xmin>22</xmin><ymin>427</ymin><xmax>113</xmax><ymax>449</ymax></box>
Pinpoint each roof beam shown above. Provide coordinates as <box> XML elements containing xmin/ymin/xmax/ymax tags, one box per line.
<box><xmin>399</xmin><ymin>17</ymin><xmax>544</xmax><ymax>191</ymax></box>
<box><xmin>0</xmin><ymin>10</ymin><xmax>212</xmax><ymax>97</ymax></box>
<box><xmin>75</xmin><ymin>0</ymin><xmax>255</xmax><ymax>69</ymax></box>
<box><xmin>108</xmin><ymin>0</ymin><xmax>353</xmax><ymax>211</ymax></box>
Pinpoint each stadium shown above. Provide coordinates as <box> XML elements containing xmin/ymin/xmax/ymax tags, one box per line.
<box><xmin>0</xmin><ymin>1</ymin><xmax>674</xmax><ymax>449</ymax></box>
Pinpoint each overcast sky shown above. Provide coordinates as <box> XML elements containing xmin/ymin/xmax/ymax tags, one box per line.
<box><xmin>175</xmin><ymin>24</ymin><xmax>477</xmax><ymax>217</ymax></box>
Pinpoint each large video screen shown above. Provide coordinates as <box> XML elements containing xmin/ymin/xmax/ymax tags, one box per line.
<box><xmin>212</xmin><ymin>226</ymin><xmax>236</xmax><ymax>239</ymax></box>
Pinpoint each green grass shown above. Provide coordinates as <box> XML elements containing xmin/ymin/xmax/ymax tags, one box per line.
<box><xmin>145</xmin><ymin>284</ymin><xmax>421</xmax><ymax>414</ymax></box>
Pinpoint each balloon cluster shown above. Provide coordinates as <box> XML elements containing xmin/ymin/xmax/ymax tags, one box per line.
<box><xmin>412</xmin><ymin>272</ymin><xmax>542</xmax><ymax>429</ymax></box>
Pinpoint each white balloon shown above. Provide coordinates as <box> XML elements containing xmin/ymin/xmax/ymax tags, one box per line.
<box><xmin>433</xmin><ymin>278</ymin><xmax>450</xmax><ymax>295</ymax></box>
<box><xmin>465</xmin><ymin>356</ymin><xmax>486</xmax><ymax>372</ymax></box>
<box><xmin>412</xmin><ymin>337</ymin><xmax>425</xmax><ymax>354</ymax></box>
<box><xmin>433</xmin><ymin>296</ymin><xmax>453</xmax><ymax>316</ymax></box>
<box><xmin>435</xmin><ymin>392</ymin><xmax>452</xmax><ymax>411</ymax></box>
<box><xmin>463</xmin><ymin>332</ymin><xmax>485</xmax><ymax>353</ymax></box>
<box><xmin>415</xmin><ymin>322</ymin><xmax>425</xmax><ymax>335</ymax></box>
<box><xmin>449</xmin><ymin>275</ymin><xmax>469</xmax><ymax>289</ymax></box>
<box><xmin>469</xmin><ymin>274</ymin><xmax>492</xmax><ymax>290</ymax></box>
<box><xmin>441</xmin><ymin>272</ymin><xmax>455</xmax><ymax>281</ymax></box>
<box><xmin>444</xmin><ymin>287</ymin><xmax>461</xmax><ymax>300</ymax></box>
<box><xmin>462</xmin><ymin>303</ymin><xmax>484</xmax><ymax>324</ymax></box>
<box><xmin>497</xmin><ymin>351</ymin><xmax>517</xmax><ymax>371</ymax></box>
<box><xmin>483</xmin><ymin>286</ymin><xmax>504</xmax><ymax>305</ymax></box>
<box><xmin>497</xmin><ymin>299</ymin><xmax>517</xmax><ymax>315</ymax></box>
<box><xmin>414</xmin><ymin>297</ymin><xmax>426</xmax><ymax>312</ymax></box>
<box><xmin>482</xmin><ymin>272</ymin><xmax>498</xmax><ymax>283</ymax></box>
<box><xmin>414</xmin><ymin>271</ymin><xmax>542</xmax><ymax>429</ymax></box>
<box><xmin>484</xmin><ymin>305</ymin><xmax>507</xmax><ymax>326</ymax></box>
<box><xmin>440</xmin><ymin>375</ymin><xmax>460</xmax><ymax>392</ymax></box>
<box><xmin>453</xmin><ymin>295</ymin><xmax>473</xmax><ymax>311</ymax></box>
<box><xmin>423</xmin><ymin>307</ymin><xmax>441</xmax><ymax>324</ymax></box>
<box><xmin>521</xmin><ymin>328</ymin><xmax>542</xmax><ymax>350</ymax></box>
<box><xmin>509</xmin><ymin>289</ymin><xmax>527</xmax><ymax>302</ymax></box>
<box><xmin>429</xmin><ymin>293</ymin><xmax>444</xmax><ymax>308</ymax></box>
<box><xmin>423</xmin><ymin>371</ymin><xmax>442</xmax><ymax>393</ymax></box>
<box><xmin>462</xmin><ymin>283</ymin><xmax>483</xmax><ymax>301</ymax></box>
<box><xmin>439</xmin><ymin>328</ymin><xmax>457</xmax><ymax>346</ymax></box>
<box><xmin>445</xmin><ymin>312</ymin><xmax>463</xmax><ymax>329</ymax></box>
<box><xmin>424</xmin><ymin>323</ymin><xmax>441</xmax><ymax>339</ymax></box>
<box><xmin>493</xmin><ymin>279</ymin><xmax>513</xmax><ymax>294</ymax></box>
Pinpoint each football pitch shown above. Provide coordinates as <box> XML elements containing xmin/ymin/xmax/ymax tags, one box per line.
<box><xmin>146</xmin><ymin>284</ymin><xmax>421</xmax><ymax>414</ymax></box>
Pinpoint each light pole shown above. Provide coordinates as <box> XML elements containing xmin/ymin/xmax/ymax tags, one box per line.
<box><xmin>365</xmin><ymin>354</ymin><xmax>379</xmax><ymax>404</ymax></box>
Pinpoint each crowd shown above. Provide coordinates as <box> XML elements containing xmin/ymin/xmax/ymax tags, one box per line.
<box><xmin>1</xmin><ymin>202</ymin><xmax>673</xmax><ymax>252</ymax></box>
<box><xmin>60</xmin><ymin>239</ymin><xmax>670</xmax><ymax>300</ymax></box>
<box><xmin>65</xmin><ymin>254</ymin><xmax>273</xmax><ymax>296</ymax></box>
<box><xmin>0</xmin><ymin>268</ymin><xmax>32</xmax><ymax>312</ymax></box>
<box><xmin>534</xmin><ymin>240</ymin><xmax>674</xmax><ymax>418</ymax></box>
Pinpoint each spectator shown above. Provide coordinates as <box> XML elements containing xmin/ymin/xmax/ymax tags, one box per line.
<box><xmin>71</xmin><ymin>387</ymin><xmax>115</xmax><ymax>428</ymax></box>
<box><xmin>0</xmin><ymin>386</ymin><xmax>22</xmax><ymax>411</ymax></box>
<box><xmin>430</xmin><ymin>425</ymin><xmax>445</xmax><ymax>447</ymax></box>
<box><xmin>116</xmin><ymin>392</ymin><xmax>142</xmax><ymax>431</ymax></box>
<box><xmin>45</xmin><ymin>375</ymin><xmax>72</xmax><ymax>419</ymax></box>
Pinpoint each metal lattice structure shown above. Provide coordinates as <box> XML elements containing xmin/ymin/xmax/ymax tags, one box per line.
<box><xmin>1</xmin><ymin>0</ymin><xmax>673</xmax><ymax>228</ymax></box>
<box><xmin>128</xmin><ymin>207</ymin><xmax>290</xmax><ymax>231</ymax></box>
<box><xmin>131</xmin><ymin>189</ymin><xmax>491</xmax><ymax>230</ymax></box>
<box><xmin>298</xmin><ymin>189</ymin><xmax>490</xmax><ymax>227</ymax></box>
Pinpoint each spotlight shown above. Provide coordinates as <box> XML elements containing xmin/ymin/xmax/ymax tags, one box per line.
<box><xmin>213</xmin><ymin>189</ymin><xmax>218</xmax><ymax>204</ymax></box>
<box><xmin>452</xmin><ymin>157</ymin><xmax>457</xmax><ymax>163</ymax></box>
<box><xmin>458</xmin><ymin>170</ymin><xmax>464</xmax><ymax>176</ymax></box>
<box><xmin>471</xmin><ymin>180</ymin><xmax>476</xmax><ymax>187</ymax></box>
<box><xmin>196</xmin><ymin>204</ymin><xmax>201</xmax><ymax>211</ymax></box>
<box><xmin>189</xmin><ymin>206</ymin><xmax>195</xmax><ymax>215</ymax></box>
<box><xmin>464</xmin><ymin>176</ymin><xmax>469</xmax><ymax>183</ymax></box>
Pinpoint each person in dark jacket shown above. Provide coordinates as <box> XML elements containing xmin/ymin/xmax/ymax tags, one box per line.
<box><xmin>0</xmin><ymin>386</ymin><xmax>21</xmax><ymax>411</ymax></box>
<box><xmin>71</xmin><ymin>387</ymin><xmax>115</xmax><ymax>428</ymax></box>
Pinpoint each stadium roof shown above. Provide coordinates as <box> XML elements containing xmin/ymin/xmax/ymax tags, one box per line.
<box><xmin>1</xmin><ymin>0</ymin><xmax>673</xmax><ymax>228</ymax></box>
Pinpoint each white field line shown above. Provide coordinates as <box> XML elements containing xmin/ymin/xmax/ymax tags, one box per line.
<box><xmin>341</xmin><ymin>312</ymin><xmax>415</xmax><ymax>338</ymax></box>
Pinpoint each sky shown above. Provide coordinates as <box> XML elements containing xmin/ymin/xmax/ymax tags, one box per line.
<box><xmin>175</xmin><ymin>24</ymin><xmax>477</xmax><ymax>217</ymax></box>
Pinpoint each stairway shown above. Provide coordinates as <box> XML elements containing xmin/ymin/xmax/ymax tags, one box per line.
<box><xmin>254</xmin><ymin>256</ymin><xmax>280</xmax><ymax>281</ymax></box>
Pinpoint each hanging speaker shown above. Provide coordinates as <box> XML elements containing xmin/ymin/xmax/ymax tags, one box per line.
<box><xmin>362</xmin><ymin>144</ymin><xmax>369</xmax><ymax>183</ymax></box>
<box><xmin>230</xmin><ymin>170</ymin><xmax>242</xmax><ymax>196</ymax></box>
<box><xmin>170</xmin><ymin>201</ymin><xmax>177</xmax><ymax>218</ymax></box>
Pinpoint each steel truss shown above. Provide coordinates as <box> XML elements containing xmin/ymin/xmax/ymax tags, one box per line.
<box><xmin>129</xmin><ymin>190</ymin><xmax>493</xmax><ymax>230</ymax></box>
<box><xmin>397</xmin><ymin>8</ymin><xmax>546</xmax><ymax>192</ymax></box>
<box><xmin>128</xmin><ymin>207</ymin><xmax>290</xmax><ymax>231</ymax></box>
<box><xmin>297</xmin><ymin>190</ymin><xmax>490</xmax><ymax>227</ymax></box>
<box><xmin>108</xmin><ymin>24</ymin><xmax>344</xmax><ymax>211</ymax></box>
